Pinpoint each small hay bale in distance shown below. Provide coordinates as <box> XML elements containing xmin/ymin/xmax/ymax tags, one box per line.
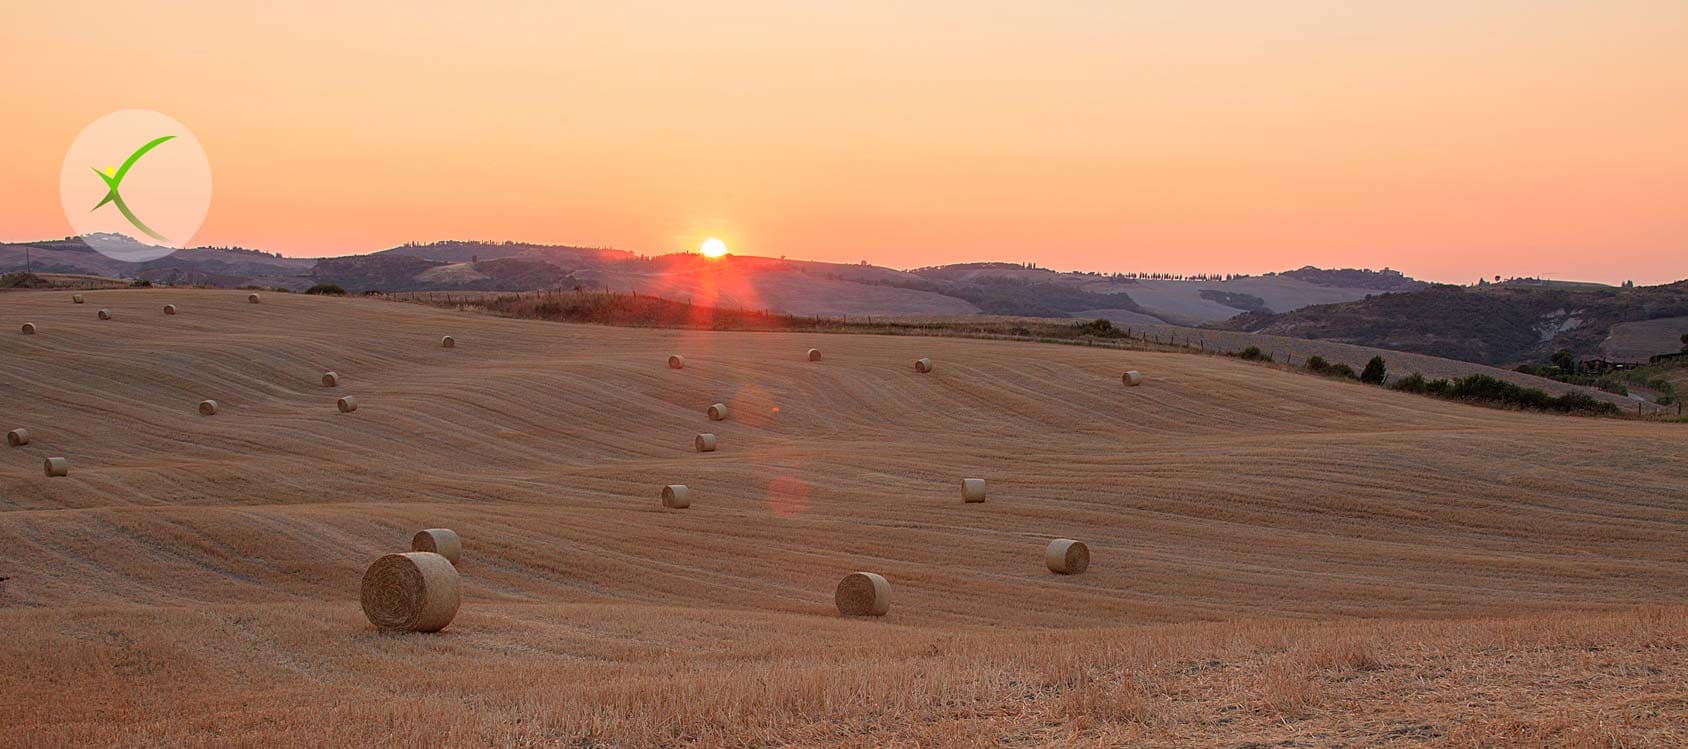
<box><xmin>667</xmin><ymin>354</ymin><xmax>685</xmax><ymax>370</ymax></box>
<box><xmin>694</xmin><ymin>433</ymin><xmax>717</xmax><ymax>452</ymax></box>
<box><xmin>707</xmin><ymin>403</ymin><xmax>728</xmax><ymax>421</ymax></box>
<box><xmin>198</xmin><ymin>400</ymin><xmax>220</xmax><ymax>416</ymax></box>
<box><xmin>411</xmin><ymin>528</ymin><xmax>462</xmax><ymax>565</ymax></box>
<box><xmin>961</xmin><ymin>478</ymin><xmax>987</xmax><ymax>503</ymax></box>
<box><xmin>1122</xmin><ymin>370</ymin><xmax>1143</xmax><ymax>387</ymax></box>
<box><xmin>359</xmin><ymin>551</ymin><xmax>461</xmax><ymax>632</ymax></box>
<box><xmin>5</xmin><ymin>428</ymin><xmax>28</xmax><ymax>447</ymax></box>
<box><xmin>248</xmin><ymin>293</ymin><xmax>261</xmax><ymax>304</ymax></box>
<box><xmin>835</xmin><ymin>572</ymin><xmax>891</xmax><ymax>616</ymax></box>
<box><xmin>662</xmin><ymin>484</ymin><xmax>690</xmax><ymax>509</ymax></box>
<box><xmin>1045</xmin><ymin>539</ymin><xmax>1090</xmax><ymax>575</ymax></box>
<box><xmin>44</xmin><ymin>457</ymin><xmax>70</xmax><ymax>477</ymax></box>
<box><xmin>163</xmin><ymin>304</ymin><xmax>177</xmax><ymax>315</ymax></box>
<box><xmin>441</xmin><ymin>335</ymin><xmax>455</xmax><ymax>348</ymax></box>
<box><xmin>321</xmin><ymin>371</ymin><xmax>340</xmax><ymax>387</ymax></box>
<box><xmin>337</xmin><ymin>396</ymin><xmax>359</xmax><ymax>413</ymax></box>
<box><xmin>807</xmin><ymin>348</ymin><xmax>822</xmax><ymax>362</ymax></box>
<box><xmin>20</xmin><ymin>323</ymin><xmax>36</xmax><ymax>335</ymax></box>
<box><xmin>72</xmin><ymin>294</ymin><xmax>85</xmax><ymax>304</ymax></box>
<box><xmin>914</xmin><ymin>357</ymin><xmax>933</xmax><ymax>373</ymax></box>
<box><xmin>97</xmin><ymin>309</ymin><xmax>112</xmax><ymax>321</ymax></box>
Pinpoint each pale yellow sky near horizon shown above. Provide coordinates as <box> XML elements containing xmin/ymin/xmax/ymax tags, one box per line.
<box><xmin>2</xmin><ymin>1</ymin><xmax>1684</xmax><ymax>284</ymax></box>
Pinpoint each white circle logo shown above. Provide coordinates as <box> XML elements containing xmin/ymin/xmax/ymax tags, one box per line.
<box><xmin>59</xmin><ymin>110</ymin><xmax>212</xmax><ymax>262</ymax></box>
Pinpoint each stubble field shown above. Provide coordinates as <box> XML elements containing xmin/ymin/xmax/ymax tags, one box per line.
<box><xmin>0</xmin><ymin>289</ymin><xmax>1683</xmax><ymax>747</ymax></box>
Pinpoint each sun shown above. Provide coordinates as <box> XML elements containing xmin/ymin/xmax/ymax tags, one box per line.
<box><xmin>700</xmin><ymin>238</ymin><xmax>728</xmax><ymax>258</ymax></box>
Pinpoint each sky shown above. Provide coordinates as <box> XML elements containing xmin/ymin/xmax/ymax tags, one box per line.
<box><xmin>2</xmin><ymin>1</ymin><xmax>1684</xmax><ymax>284</ymax></box>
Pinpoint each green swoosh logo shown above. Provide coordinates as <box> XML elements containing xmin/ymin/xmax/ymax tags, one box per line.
<box><xmin>91</xmin><ymin>135</ymin><xmax>175</xmax><ymax>243</ymax></box>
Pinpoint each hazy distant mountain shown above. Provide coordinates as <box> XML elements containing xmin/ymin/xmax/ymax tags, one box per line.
<box><xmin>5</xmin><ymin>235</ymin><xmax>1429</xmax><ymax>325</ymax></box>
<box><xmin>1223</xmin><ymin>281</ymin><xmax>1688</xmax><ymax>366</ymax></box>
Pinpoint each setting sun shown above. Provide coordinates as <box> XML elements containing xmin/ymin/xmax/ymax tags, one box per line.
<box><xmin>700</xmin><ymin>238</ymin><xmax>728</xmax><ymax>258</ymax></box>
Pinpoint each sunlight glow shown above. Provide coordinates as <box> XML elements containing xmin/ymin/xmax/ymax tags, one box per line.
<box><xmin>701</xmin><ymin>238</ymin><xmax>728</xmax><ymax>258</ymax></box>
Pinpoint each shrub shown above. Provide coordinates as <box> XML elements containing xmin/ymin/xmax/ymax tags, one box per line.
<box><xmin>1237</xmin><ymin>346</ymin><xmax>1272</xmax><ymax>362</ymax></box>
<box><xmin>1329</xmin><ymin>363</ymin><xmax>1358</xmax><ymax>379</ymax></box>
<box><xmin>1551</xmin><ymin>349</ymin><xmax>1576</xmax><ymax>373</ymax></box>
<box><xmin>1072</xmin><ymin>319</ymin><xmax>1123</xmax><ymax>338</ymax></box>
<box><xmin>130</xmin><ymin>279</ymin><xmax>153</xmax><ymax>288</ymax></box>
<box><xmin>1305</xmin><ymin>355</ymin><xmax>1330</xmax><ymax>373</ymax></box>
<box><xmin>1360</xmin><ymin>356</ymin><xmax>1387</xmax><ymax>384</ymax></box>
<box><xmin>305</xmin><ymin>284</ymin><xmax>348</xmax><ymax>296</ymax></box>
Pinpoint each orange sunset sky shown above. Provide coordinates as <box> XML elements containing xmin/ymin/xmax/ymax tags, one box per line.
<box><xmin>2</xmin><ymin>1</ymin><xmax>1684</xmax><ymax>284</ymax></box>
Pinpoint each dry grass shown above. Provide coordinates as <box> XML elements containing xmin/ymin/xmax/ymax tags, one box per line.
<box><xmin>0</xmin><ymin>288</ymin><xmax>1684</xmax><ymax>747</ymax></box>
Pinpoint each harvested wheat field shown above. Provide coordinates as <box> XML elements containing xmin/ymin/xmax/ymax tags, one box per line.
<box><xmin>1</xmin><ymin>289</ymin><xmax>1685</xmax><ymax>747</ymax></box>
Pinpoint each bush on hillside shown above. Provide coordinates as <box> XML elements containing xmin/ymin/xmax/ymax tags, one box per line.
<box><xmin>305</xmin><ymin>284</ymin><xmax>348</xmax><ymax>296</ymax></box>
<box><xmin>1236</xmin><ymin>346</ymin><xmax>1272</xmax><ymax>362</ymax></box>
<box><xmin>1392</xmin><ymin>372</ymin><xmax>1619</xmax><ymax>416</ymax></box>
<box><xmin>1360</xmin><ymin>356</ymin><xmax>1387</xmax><ymax>384</ymax></box>
<box><xmin>1072</xmin><ymin>319</ymin><xmax>1124</xmax><ymax>338</ymax></box>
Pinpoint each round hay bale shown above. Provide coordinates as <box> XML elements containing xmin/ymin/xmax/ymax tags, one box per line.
<box><xmin>807</xmin><ymin>348</ymin><xmax>822</xmax><ymax>362</ymax></box>
<box><xmin>410</xmin><ymin>528</ymin><xmax>462</xmax><ymax>564</ymax></box>
<box><xmin>337</xmin><ymin>396</ymin><xmax>359</xmax><ymax>413</ymax></box>
<box><xmin>695</xmin><ymin>433</ymin><xmax>717</xmax><ymax>452</ymax></box>
<box><xmin>72</xmin><ymin>294</ymin><xmax>85</xmax><ymax>304</ymax></box>
<box><xmin>359</xmin><ymin>552</ymin><xmax>461</xmax><ymax>632</ymax></box>
<box><xmin>20</xmin><ymin>323</ymin><xmax>36</xmax><ymax>335</ymax></box>
<box><xmin>707</xmin><ymin>403</ymin><xmax>728</xmax><ymax>421</ymax></box>
<box><xmin>6</xmin><ymin>428</ymin><xmax>28</xmax><ymax>447</ymax></box>
<box><xmin>163</xmin><ymin>304</ymin><xmax>177</xmax><ymax>315</ymax></box>
<box><xmin>1045</xmin><ymin>539</ymin><xmax>1090</xmax><ymax>575</ymax></box>
<box><xmin>97</xmin><ymin>309</ymin><xmax>112</xmax><ymax>321</ymax></box>
<box><xmin>321</xmin><ymin>371</ymin><xmax>340</xmax><ymax>387</ymax></box>
<box><xmin>441</xmin><ymin>336</ymin><xmax>455</xmax><ymax>348</ymax></box>
<box><xmin>667</xmin><ymin>354</ymin><xmax>686</xmax><ymax>370</ymax></box>
<box><xmin>914</xmin><ymin>357</ymin><xmax>933</xmax><ymax>373</ymax></box>
<box><xmin>43</xmin><ymin>457</ymin><xmax>69</xmax><ymax>477</ymax></box>
<box><xmin>1122</xmin><ymin>370</ymin><xmax>1143</xmax><ymax>387</ymax></box>
<box><xmin>662</xmin><ymin>484</ymin><xmax>690</xmax><ymax>509</ymax></box>
<box><xmin>248</xmin><ymin>293</ymin><xmax>261</xmax><ymax>304</ymax></box>
<box><xmin>198</xmin><ymin>399</ymin><xmax>219</xmax><ymax>416</ymax></box>
<box><xmin>961</xmin><ymin>478</ymin><xmax>987</xmax><ymax>503</ymax></box>
<box><xmin>835</xmin><ymin>572</ymin><xmax>891</xmax><ymax>616</ymax></box>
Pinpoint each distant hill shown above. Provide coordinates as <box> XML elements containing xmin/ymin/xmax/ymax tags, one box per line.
<box><xmin>1222</xmin><ymin>281</ymin><xmax>1688</xmax><ymax>366</ymax></box>
<box><xmin>5</xmin><ymin>235</ymin><xmax>1432</xmax><ymax>325</ymax></box>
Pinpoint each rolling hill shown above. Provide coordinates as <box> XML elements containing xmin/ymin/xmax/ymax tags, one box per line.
<box><xmin>1224</xmin><ymin>281</ymin><xmax>1688</xmax><ymax>367</ymax></box>
<box><xmin>3</xmin><ymin>236</ymin><xmax>1423</xmax><ymax>325</ymax></box>
<box><xmin>2</xmin><ymin>289</ymin><xmax>1684</xmax><ymax>746</ymax></box>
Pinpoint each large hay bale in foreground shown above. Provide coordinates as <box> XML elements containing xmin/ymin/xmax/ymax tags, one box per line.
<box><xmin>163</xmin><ymin>304</ymin><xmax>177</xmax><ymax>315</ymax></box>
<box><xmin>97</xmin><ymin>309</ymin><xmax>112</xmax><ymax>321</ymax></box>
<box><xmin>198</xmin><ymin>400</ymin><xmax>219</xmax><ymax>416</ymax></box>
<box><xmin>337</xmin><ymin>396</ymin><xmax>358</xmax><ymax>413</ymax></box>
<box><xmin>441</xmin><ymin>336</ymin><xmax>455</xmax><ymax>348</ymax></box>
<box><xmin>807</xmin><ymin>348</ymin><xmax>822</xmax><ymax>362</ymax></box>
<box><xmin>1122</xmin><ymin>370</ymin><xmax>1143</xmax><ymax>387</ymax></box>
<box><xmin>695</xmin><ymin>433</ymin><xmax>717</xmax><ymax>452</ymax></box>
<box><xmin>914</xmin><ymin>357</ymin><xmax>933</xmax><ymax>373</ymax></box>
<box><xmin>43</xmin><ymin>457</ymin><xmax>69</xmax><ymax>477</ymax></box>
<box><xmin>360</xmin><ymin>552</ymin><xmax>461</xmax><ymax>632</ymax></box>
<box><xmin>835</xmin><ymin>572</ymin><xmax>891</xmax><ymax>616</ymax></box>
<box><xmin>961</xmin><ymin>478</ymin><xmax>987</xmax><ymax>503</ymax></box>
<box><xmin>662</xmin><ymin>484</ymin><xmax>690</xmax><ymax>509</ymax></box>
<box><xmin>411</xmin><ymin>528</ymin><xmax>462</xmax><ymax>564</ymax></box>
<box><xmin>72</xmin><ymin>295</ymin><xmax>85</xmax><ymax>304</ymax></box>
<box><xmin>248</xmin><ymin>293</ymin><xmax>261</xmax><ymax>304</ymax></box>
<box><xmin>667</xmin><ymin>354</ymin><xmax>685</xmax><ymax>369</ymax></box>
<box><xmin>1045</xmin><ymin>539</ymin><xmax>1090</xmax><ymax>574</ymax></box>
<box><xmin>6</xmin><ymin>428</ymin><xmax>28</xmax><ymax>447</ymax></box>
<box><xmin>20</xmin><ymin>323</ymin><xmax>36</xmax><ymax>335</ymax></box>
<box><xmin>322</xmin><ymin>371</ymin><xmax>340</xmax><ymax>387</ymax></box>
<box><xmin>707</xmin><ymin>403</ymin><xmax>728</xmax><ymax>421</ymax></box>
